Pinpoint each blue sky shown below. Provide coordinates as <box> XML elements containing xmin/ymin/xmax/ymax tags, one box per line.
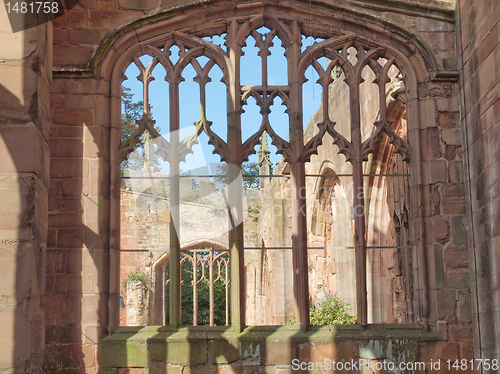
<box><xmin>122</xmin><ymin>30</ymin><xmax>327</xmax><ymax>175</ymax></box>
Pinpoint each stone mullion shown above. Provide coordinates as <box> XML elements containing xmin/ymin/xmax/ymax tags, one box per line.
<box><xmin>209</xmin><ymin>252</ymin><xmax>215</xmax><ymax>326</ymax></box>
<box><xmin>350</xmin><ymin>81</ymin><xmax>368</xmax><ymax>325</ymax></box>
<box><xmin>226</xmin><ymin>22</ymin><xmax>245</xmax><ymax>330</ymax></box>
<box><xmin>192</xmin><ymin>252</ymin><xmax>198</xmax><ymax>326</ymax></box>
<box><xmin>169</xmin><ymin>79</ymin><xmax>181</xmax><ymax>327</ymax></box>
<box><xmin>405</xmin><ymin>93</ymin><xmax>428</xmax><ymax>321</ymax></box>
<box><xmin>321</xmin><ymin>65</ymin><xmax>330</xmax><ymax>123</ymax></box>
<box><xmin>376</xmin><ymin>68</ymin><xmax>388</xmax><ymax>125</ymax></box>
<box><xmin>109</xmin><ymin>79</ymin><xmax>123</xmax><ymax>331</ymax></box>
<box><xmin>141</xmin><ymin>68</ymin><xmax>150</xmax><ymax>117</ymax></box>
<box><xmin>289</xmin><ymin>38</ymin><xmax>310</xmax><ymax>330</ymax></box>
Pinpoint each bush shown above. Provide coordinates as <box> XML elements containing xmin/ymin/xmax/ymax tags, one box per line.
<box><xmin>122</xmin><ymin>271</ymin><xmax>149</xmax><ymax>291</ymax></box>
<box><xmin>289</xmin><ymin>293</ymin><xmax>357</xmax><ymax>325</ymax></box>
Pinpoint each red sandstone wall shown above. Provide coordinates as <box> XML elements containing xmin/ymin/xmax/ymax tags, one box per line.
<box><xmin>43</xmin><ymin>0</ymin><xmax>474</xmax><ymax>372</ymax></box>
<box><xmin>457</xmin><ymin>0</ymin><xmax>500</xmax><ymax>366</ymax></box>
<box><xmin>0</xmin><ymin>9</ymin><xmax>51</xmax><ymax>373</ymax></box>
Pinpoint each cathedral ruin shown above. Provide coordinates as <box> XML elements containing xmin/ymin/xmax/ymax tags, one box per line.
<box><xmin>0</xmin><ymin>0</ymin><xmax>499</xmax><ymax>372</ymax></box>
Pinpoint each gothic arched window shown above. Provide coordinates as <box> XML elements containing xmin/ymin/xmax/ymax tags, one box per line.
<box><xmin>115</xmin><ymin>15</ymin><xmax>414</xmax><ymax>328</ymax></box>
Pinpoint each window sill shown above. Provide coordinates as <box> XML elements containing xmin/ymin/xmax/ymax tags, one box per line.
<box><xmin>100</xmin><ymin>324</ymin><xmax>442</xmax><ymax>369</ymax></box>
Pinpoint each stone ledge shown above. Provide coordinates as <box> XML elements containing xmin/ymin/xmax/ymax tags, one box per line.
<box><xmin>103</xmin><ymin>324</ymin><xmax>441</xmax><ymax>342</ymax></box>
<box><xmin>100</xmin><ymin>324</ymin><xmax>442</xmax><ymax>369</ymax></box>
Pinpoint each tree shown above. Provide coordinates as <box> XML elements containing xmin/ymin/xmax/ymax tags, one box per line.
<box><xmin>121</xmin><ymin>87</ymin><xmax>144</xmax><ymax>143</ymax></box>
<box><xmin>214</xmin><ymin>161</ymin><xmax>260</xmax><ymax>190</ymax></box>
<box><xmin>121</xmin><ymin>87</ymin><xmax>162</xmax><ymax>174</ymax></box>
<box><xmin>242</xmin><ymin>162</ymin><xmax>260</xmax><ymax>189</ymax></box>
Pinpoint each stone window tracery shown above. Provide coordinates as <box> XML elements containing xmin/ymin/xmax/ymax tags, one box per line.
<box><xmin>116</xmin><ymin>14</ymin><xmax>413</xmax><ymax>328</ymax></box>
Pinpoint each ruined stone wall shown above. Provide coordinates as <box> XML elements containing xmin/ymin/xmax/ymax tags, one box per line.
<box><xmin>245</xmin><ymin>175</ymin><xmax>295</xmax><ymax>325</ymax></box>
<box><xmin>456</xmin><ymin>0</ymin><xmax>500</xmax><ymax>366</ymax></box>
<box><xmin>119</xmin><ymin>180</ymin><xmax>229</xmax><ymax>325</ymax></box>
<box><xmin>99</xmin><ymin>324</ymin><xmax>471</xmax><ymax>373</ymax></box>
<box><xmin>0</xmin><ymin>9</ymin><xmax>51</xmax><ymax>373</ymax></box>
<box><xmin>45</xmin><ymin>56</ymin><xmax>111</xmax><ymax>374</ymax></box>
<box><xmin>42</xmin><ymin>0</ymin><xmax>476</xmax><ymax>371</ymax></box>
<box><xmin>300</xmin><ymin>68</ymin><xmax>410</xmax><ymax>323</ymax></box>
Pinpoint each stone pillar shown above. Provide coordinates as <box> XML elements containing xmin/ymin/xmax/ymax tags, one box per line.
<box><xmin>0</xmin><ymin>7</ymin><xmax>51</xmax><ymax>373</ymax></box>
<box><xmin>126</xmin><ymin>280</ymin><xmax>148</xmax><ymax>325</ymax></box>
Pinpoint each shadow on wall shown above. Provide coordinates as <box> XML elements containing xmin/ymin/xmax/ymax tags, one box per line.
<box><xmin>0</xmin><ymin>78</ymin><xmax>47</xmax><ymax>371</ymax></box>
<box><xmin>99</xmin><ymin>323</ymin><xmax>441</xmax><ymax>372</ymax></box>
<box><xmin>42</xmin><ymin>88</ymin><xmax>108</xmax><ymax>371</ymax></box>
<box><xmin>100</xmin><ymin>325</ymin><xmax>312</xmax><ymax>371</ymax></box>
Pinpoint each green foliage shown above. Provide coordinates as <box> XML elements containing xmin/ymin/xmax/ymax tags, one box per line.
<box><xmin>309</xmin><ymin>293</ymin><xmax>357</xmax><ymax>325</ymax></box>
<box><xmin>289</xmin><ymin>293</ymin><xmax>357</xmax><ymax>325</ymax></box>
<box><xmin>242</xmin><ymin>162</ymin><xmax>260</xmax><ymax>189</ymax></box>
<box><xmin>121</xmin><ymin>87</ymin><xmax>162</xmax><ymax>174</ymax></box>
<box><xmin>122</xmin><ymin>271</ymin><xmax>149</xmax><ymax>291</ymax></box>
<box><xmin>121</xmin><ymin>87</ymin><xmax>144</xmax><ymax>143</ymax></box>
<box><xmin>214</xmin><ymin>162</ymin><xmax>260</xmax><ymax>190</ymax></box>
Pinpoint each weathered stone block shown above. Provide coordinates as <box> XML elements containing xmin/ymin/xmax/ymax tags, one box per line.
<box><xmin>421</xmin><ymin>128</ymin><xmax>442</xmax><ymax>160</ymax></box>
<box><xmin>457</xmin><ymin>291</ymin><xmax>472</xmax><ymax>322</ymax></box>
<box><xmin>0</xmin><ymin>126</ymin><xmax>50</xmax><ymax>185</ymax></box>
<box><xmin>56</xmin><ymin>227</ymin><xmax>84</xmax><ymax>248</ymax></box>
<box><xmin>445</xmin><ymin>269</ymin><xmax>470</xmax><ymax>289</ymax></box>
<box><xmin>439</xmin><ymin>342</ymin><xmax>458</xmax><ymax>361</ymax></box>
<box><xmin>444</xmin><ymin>145</ymin><xmax>459</xmax><ymax>161</ymax></box>
<box><xmin>436</xmin><ymin>290</ymin><xmax>456</xmax><ymax>321</ymax></box>
<box><xmin>50</xmin><ymin>125</ymin><xmax>84</xmax><ymax>139</ymax></box>
<box><xmin>443</xmin><ymin>245</ymin><xmax>468</xmax><ymax>269</ymax></box>
<box><xmin>51</xmin><ymin>138</ymin><xmax>85</xmax><ymax>159</ymax></box>
<box><xmin>54</xmin><ymin>110</ymin><xmax>93</xmax><ymax>126</ymax></box>
<box><xmin>46</xmin><ymin>249</ymin><xmax>66</xmax><ymax>274</ymax></box>
<box><xmin>441</xmin><ymin>128</ymin><xmax>462</xmax><ymax>146</ymax></box>
<box><xmin>448</xmin><ymin>323</ymin><xmax>473</xmax><ymax>341</ymax></box>
<box><xmin>50</xmin><ymin>158</ymin><xmax>84</xmax><ymax>179</ymax></box>
<box><xmin>437</xmin><ymin>97</ymin><xmax>459</xmax><ymax>112</ymax></box>
<box><xmin>420</xmin><ymin>31</ymin><xmax>455</xmax><ymax>51</ymax></box>
<box><xmin>84</xmin><ymin>126</ymin><xmax>104</xmax><ymax>158</ymax></box>
<box><xmin>265</xmin><ymin>341</ymin><xmax>294</xmax><ymax>365</ymax></box>
<box><xmin>53</xmin><ymin>45</ymin><xmax>94</xmax><ymax>66</ymax></box>
<box><xmin>89</xmin><ymin>10</ymin><xmax>144</xmax><ymax>29</ymax></box>
<box><xmin>68</xmin><ymin>28</ymin><xmax>109</xmax><ymax>45</ymax></box>
<box><xmin>451</xmin><ymin>216</ymin><xmax>467</xmax><ymax>245</ymax></box>
<box><xmin>438</xmin><ymin>112</ymin><xmax>459</xmax><ymax>129</ymax></box>
<box><xmin>442</xmin><ymin>196</ymin><xmax>466</xmax><ymax>215</ymax></box>
<box><xmin>423</xmin><ymin>160</ymin><xmax>448</xmax><ymax>185</ymax></box>
<box><xmin>432</xmin><ymin>244</ymin><xmax>445</xmax><ymax>289</ymax></box>
<box><xmin>82</xmin><ymin>343</ymin><xmax>97</xmax><ymax>367</ymax></box>
<box><xmin>49</xmin><ymin>212</ymin><xmax>83</xmax><ymax>228</ymax></box>
<box><xmin>49</xmin><ymin>196</ymin><xmax>82</xmax><ymax>213</ymax></box>
<box><xmin>428</xmin><ymin>215</ymin><xmax>450</xmax><ymax>244</ymax></box>
<box><xmin>207</xmin><ymin>338</ymin><xmax>240</xmax><ymax>364</ymax></box>
<box><xmin>54</xmin><ymin>274</ymin><xmax>82</xmax><ymax>294</ymax></box>
<box><xmin>43</xmin><ymin>343</ymin><xmax>85</xmax><ymax>371</ymax></box>
<box><xmin>84</xmin><ymin>325</ymin><xmax>105</xmax><ymax>344</ymax></box>
<box><xmin>458</xmin><ymin>339</ymin><xmax>474</xmax><ymax>360</ymax></box>
<box><xmin>417</xmin><ymin>18</ymin><xmax>454</xmax><ymax>32</ymax></box>
<box><xmin>418</xmin><ymin>98</ymin><xmax>437</xmax><ymax>128</ymax></box>
<box><xmin>119</xmin><ymin>0</ymin><xmax>159</xmax><ymax>10</ymax></box>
